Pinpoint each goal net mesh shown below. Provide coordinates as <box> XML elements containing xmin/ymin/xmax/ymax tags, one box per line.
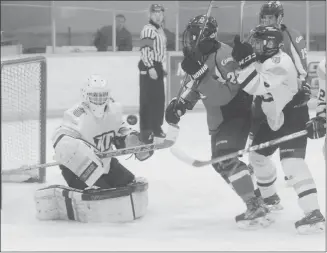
<box><xmin>1</xmin><ymin>56</ymin><xmax>47</xmax><ymax>183</ymax></box>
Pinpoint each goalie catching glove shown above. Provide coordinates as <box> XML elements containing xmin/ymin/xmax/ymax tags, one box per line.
<box><xmin>114</xmin><ymin>128</ymin><xmax>154</xmax><ymax>161</ymax></box>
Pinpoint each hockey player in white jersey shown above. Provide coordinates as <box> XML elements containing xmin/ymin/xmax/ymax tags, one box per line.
<box><xmin>315</xmin><ymin>58</ymin><xmax>326</xmax><ymax>158</ymax></box>
<box><xmin>232</xmin><ymin>25</ymin><xmax>325</xmax><ymax>234</ymax></box>
<box><xmin>34</xmin><ymin>75</ymin><xmax>153</xmax><ymax>223</ymax></box>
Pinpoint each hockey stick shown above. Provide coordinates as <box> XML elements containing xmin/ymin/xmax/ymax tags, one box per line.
<box><xmin>2</xmin><ymin>124</ymin><xmax>179</xmax><ymax>176</ymax></box>
<box><xmin>175</xmin><ymin>1</ymin><xmax>216</xmax><ymax>104</ymax></box>
<box><xmin>170</xmin><ymin>129</ymin><xmax>308</xmax><ymax>167</ymax></box>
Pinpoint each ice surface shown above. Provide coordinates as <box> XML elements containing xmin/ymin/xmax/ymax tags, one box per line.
<box><xmin>1</xmin><ymin>112</ymin><xmax>326</xmax><ymax>251</ymax></box>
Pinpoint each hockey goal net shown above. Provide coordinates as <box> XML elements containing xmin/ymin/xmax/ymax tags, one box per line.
<box><xmin>1</xmin><ymin>56</ymin><xmax>47</xmax><ymax>183</ymax></box>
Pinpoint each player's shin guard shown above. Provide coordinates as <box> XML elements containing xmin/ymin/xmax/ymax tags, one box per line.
<box><xmin>282</xmin><ymin>158</ymin><xmax>325</xmax><ymax>234</ymax></box>
<box><xmin>218</xmin><ymin>159</ymin><xmax>256</xmax><ymax>201</ymax></box>
<box><xmin>249</xmin><ymin>152</ymin><xmax>282</xmax><ymax>211</ymax></box>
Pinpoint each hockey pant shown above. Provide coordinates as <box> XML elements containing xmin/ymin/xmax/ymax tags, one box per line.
<box><xmin>60</xmin><ymin>157</ymin><xmax>135</xmax><ymax>190</ymax></box>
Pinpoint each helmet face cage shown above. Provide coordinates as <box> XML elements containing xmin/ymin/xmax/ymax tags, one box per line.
<box><xmin>250</xmin><ymin>37</ymin><xmax>277</xmax><ymax>56</ymax></box>
<box><xmin>87</xmin><ymin>91</ymin><xmax>109</xmax><ymax>106</ymax></box>
<box><xmin>250</xmin><ymin>26</ymin><xmax>283</xmax><ymax>57</ymax></box>
<box><xmin>182</xmin><ymin>15</ymin><xmax>218</xmax><ymax>55</ymax></box>
<box><xmin>82</xmin><ymin>75</ymin><xmax>111</xmax><ymax>118</ymax></box>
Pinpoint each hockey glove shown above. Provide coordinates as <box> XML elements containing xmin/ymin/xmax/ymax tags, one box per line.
<box><xmin>181</xmin><ymin>56</ymin><xmax>208</xmax><ymax>81</ymax></box>
<box><xmin>293</xmin><ymin>82</ymin><xmax>312</xmax><ymax>108</ymax></box>
<box><xmin>306</xmin><ymin>116</ymin><xmax>326</xmax><ymax>139</ymax></box>
<box><xmin>232</xmin><ymin>35</ymin><xmax>256</xmax><ymax>69</ymax></box>
<box><xmin>165</xmin><ymin>97</ymin><xmax>187</xmax><ymax>125</ymax></box>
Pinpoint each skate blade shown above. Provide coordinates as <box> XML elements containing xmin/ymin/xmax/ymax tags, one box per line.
<box><xmin>153</xmin><ymin>137</ymin><xmax>165</xmax><ymax>144</ymax></box>
<box><xmin>296</xmin><ymin>221</ymin><xmax>325</xmax><ymax>235</ymax></box>
<box><xmin>266</xmin><ymin>204</ymin><xmax>284</xmax><ymax>212</ymax></box>
<box><xmin>237</xmin><ymin>216</ymin><xmax>274</xmax><ymax>230</ymax></box>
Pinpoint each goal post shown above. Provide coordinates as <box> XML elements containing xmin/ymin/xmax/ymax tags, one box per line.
<box><xmin>1</xmin><ymin>56</ymin><xmax>47</xmax><ymax>183</ymax></box>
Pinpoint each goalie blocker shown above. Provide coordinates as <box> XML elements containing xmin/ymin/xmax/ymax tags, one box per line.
<box><xmin>35</xmin><ymin>177</ymin><xmax>148</xmax><ymax>223</ymax></box>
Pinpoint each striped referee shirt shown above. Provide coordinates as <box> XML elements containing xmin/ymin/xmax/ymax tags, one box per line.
<box><xmin>140</xmin><ymin>20</ymin><xmax>167</xmax><ymax>68</ymax></box>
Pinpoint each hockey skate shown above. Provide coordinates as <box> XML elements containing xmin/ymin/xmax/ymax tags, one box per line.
<box><xmin>153</xmin><ymin>128</ymin><xmax>166</xmax><ymax>144</ymax></box>
<box><xmin>295</xmin><ymin>209</ymin><xmax>325</xmax><ymax>235</ymax></box>
<box><xmin>235</xmin><ymin>197</ymin><xmax>274</xmax><ymax>230</ymax></box>
<box><xmin>263</xmin><ymin>193</ymin><xmax>283</xmax><ymax>211</ymax></box>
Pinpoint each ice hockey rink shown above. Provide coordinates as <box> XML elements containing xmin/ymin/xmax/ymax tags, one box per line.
<box><xmin>1</xmin><ymin>110</ymin><xmax>326</xmax><ymax>251</ymax></box>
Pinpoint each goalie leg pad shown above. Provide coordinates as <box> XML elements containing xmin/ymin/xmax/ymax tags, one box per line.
<box><xmin>53</xmin><ymin>135</ymin><xmax>104</xmax><ymax>186</ymax></box>
<box><xmin>34</xmin><ymin>177</ymin><xmax>148</xmax><ymax>223</ymax></box>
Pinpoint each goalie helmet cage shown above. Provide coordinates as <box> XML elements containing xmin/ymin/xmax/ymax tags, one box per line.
<box><xmin>1</xmin><ymin>56</ymin><xmax>47</xmax><ymax>183</ymax></box>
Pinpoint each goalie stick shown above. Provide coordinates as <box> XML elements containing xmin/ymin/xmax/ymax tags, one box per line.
<box><xmin>2</xmin><ymin>124</ymin><xmax>179</xmax><ymax>176</ymax></box>
<box><xmin>170</xmin><ymin>129</ymin><xmax>308</xmax><ymax>167</ymax></box>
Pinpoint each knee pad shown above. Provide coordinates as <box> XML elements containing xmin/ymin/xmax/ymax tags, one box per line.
<box><xmin>213</xmin><ymin>157</ymin><xmax>240</xmax><ymax>181</ymax></box>
<box><xmin>281</xmin><ymin>158</ymin><xmax>315</xmax><ymax>190</ymax></box>
<box><xmin>54</xmin><ymin>135</ymin><xmax>104</xmax><ymax>186</ymax></box>
<box><xmin>34</xmin><ymin>177</ymin><xmax>149</xmax><ymax>223</ymax></box>
<box><xmin>215</xmin><ymin>158</ymin><xmax>248</xmax><ymax>181</ymax></box>
<box><xmin>249</xmin><ymin>152</ymin><xmax>277</xmax><ymax>185</ymax></box>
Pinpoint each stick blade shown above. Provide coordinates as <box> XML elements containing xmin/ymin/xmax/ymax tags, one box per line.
<box><xmin>170</xmin><ymin>146</ymin><xmax>197</xmax><ymax>166</ymax></box>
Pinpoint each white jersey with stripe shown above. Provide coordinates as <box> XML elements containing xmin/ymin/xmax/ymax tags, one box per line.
<box><xmin>316</xmin><ymin>58</ymin><xmax>326</xmax><ymax>119</ymax></box>
<box><xmin>237</xmin><ymin>51</ymin><xmax>298</xmax><ymax>131</ymax></box>
<box><xmin>52</xmin><ymin>101</ymin><xmax>125</xmax><ymax>174</ymax></box>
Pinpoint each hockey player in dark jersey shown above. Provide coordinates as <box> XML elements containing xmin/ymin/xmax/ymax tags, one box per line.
<box><xmin>255</xmin><ymin>1</ymin><xmax>310</xmax><ymax>96</ymax></box>
<box><xmin>165</xmin><ymin>15</ymin><xmax>273</xmax><ymax>229</ymax></box>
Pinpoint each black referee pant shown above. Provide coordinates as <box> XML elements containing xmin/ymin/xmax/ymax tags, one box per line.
<box><xmin>139</xmin><ymin>62</ymin><xmax>165</xmax><ymax>141</ymax></box>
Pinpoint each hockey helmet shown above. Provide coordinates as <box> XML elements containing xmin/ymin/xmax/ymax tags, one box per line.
<box><xmin>250</xmin><ymin>25</ymin><xmax>283</xmax><ymax>60</ymax></box>
<box><xmin>259</xmin><ymin>1</ymin><xmax>284</xmax><ymax>26</ymax></box>
<box><xmin>182</xmin><ymin>15</ymin><xmax>218</xmax><ymax>57</ymax></box>
<box><xmin>81</xmin><ymin>75</ymin><xmax>111</xmax><ymax>118</ymax></box>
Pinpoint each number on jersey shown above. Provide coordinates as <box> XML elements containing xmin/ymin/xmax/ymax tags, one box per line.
<box><xmin>214</xmin><ymin>68</ymin><xmax>237</xmax><ymax>84</ymax></box>
<box><xmin>318</xmin><ymin>89</ymin><xmax>325</xmax><ymax>102</ymax></box>
<box><xmin>94</xmin><ymin>131</ymin><xmax>115</xmax><ymax>152</ymax></box>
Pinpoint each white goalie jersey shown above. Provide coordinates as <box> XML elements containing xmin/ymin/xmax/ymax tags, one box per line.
<box><xmin>52</xmin><ymin>100</ymin><xmax>130</xmax><ymax>186</ymax></box>
<box><xmin>237</xmin><ymin>51</ymin><xmax>299</xmax><ymax>131</ymax></box>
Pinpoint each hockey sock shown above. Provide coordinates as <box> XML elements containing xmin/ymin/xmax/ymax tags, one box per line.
<box><xmin>222</xmin><ymin>159</ymin><xmax>256</xmax><ymax>202</ymax></box>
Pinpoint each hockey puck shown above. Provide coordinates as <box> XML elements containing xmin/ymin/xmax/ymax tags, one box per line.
<box><xmin>126</xmin><ymin>114</ymin><xmax>138</xmax><ymax>125</ymax></box>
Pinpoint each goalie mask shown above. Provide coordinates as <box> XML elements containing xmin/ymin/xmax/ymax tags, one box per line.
<box><xmin>250</xmin><ymin>25</ymin><xmax>283</xmax><ymax>62</ymax></box>
<box><xmin>81</xmin><ymin>75</ymin><xmax>111</xmax><ymax>118</ymax></box>
<box><xmin>259</xmin><ymin>1</ymin><xmax>284</xmax><ymax>26</ymax></box>
<box><xmin>182</xmin><ymin>15</ymin><xmax>219</xmax><ymax>58</ymax></box>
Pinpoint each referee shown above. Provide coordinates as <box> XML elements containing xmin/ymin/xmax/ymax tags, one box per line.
<box><xmin>138</xmin><ymin>3</ymin><xmax>167</xmax><ymax>143</ymax></box>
